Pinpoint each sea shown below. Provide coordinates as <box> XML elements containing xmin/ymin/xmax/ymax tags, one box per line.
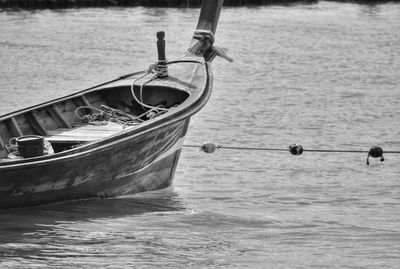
<box><xmin>0</xmin><ymin>1</ymin><xmax>400</xmax><ymax>268</ymax></box>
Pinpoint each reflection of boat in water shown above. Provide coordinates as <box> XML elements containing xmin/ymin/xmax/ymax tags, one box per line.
<box><xmin>0</xmin><ymin>189</ymin><xmax>185</xmax><ymax>242</ymax></box>
<box><xmin>0</xmin><ymin>0</ymin><xmax>227</xmax><ymax>209</ymax></box>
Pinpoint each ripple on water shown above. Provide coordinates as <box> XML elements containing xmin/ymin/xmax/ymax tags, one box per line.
<box><xmin>1</xmin><ymin>2</ymin><xmax>400</xmax><ymax>268</ymax></box>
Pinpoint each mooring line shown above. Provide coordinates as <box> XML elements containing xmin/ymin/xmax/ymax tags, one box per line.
<box><xmin>182</xmin><ymin>143</ymin><xmax>400</xmax><ymax>165</ymax></box>
<box><xmin>183</xmin><ymin>144</ymin><xmax>287</xmax><ymax>152</ymax></box>
<box><xmin>183</xmin><ymin>144</ymin><xmax>400</xmax><ymax>154</ymax></box>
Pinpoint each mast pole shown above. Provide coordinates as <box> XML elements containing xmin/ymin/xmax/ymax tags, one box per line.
<box><xmin>186</xmin><ymin>0</ymin><xmax>224</xmax><ymax>58</ymax></box>
<box><xmin>196</xmin><ymin>0</ymin><xmax>224</xmax><ymax>34</ymax></box>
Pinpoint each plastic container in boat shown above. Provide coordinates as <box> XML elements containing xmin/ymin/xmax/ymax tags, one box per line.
<box><xmin>9</xmin><ymin>135</ymin><xmax>44</xmax><ymax>158</ymax></box>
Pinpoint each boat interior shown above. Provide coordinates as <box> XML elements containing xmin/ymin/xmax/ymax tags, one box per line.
<box><xmin>0</xmin><ymin>84</ymin><xmax>189</xmax><ymax>161</ymax></box>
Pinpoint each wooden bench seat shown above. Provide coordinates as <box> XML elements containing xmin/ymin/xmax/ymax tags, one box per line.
<box><xmin>46</xmin><ymin>122</ymin><xmax>125</xmax><ymax>143</ymax></box>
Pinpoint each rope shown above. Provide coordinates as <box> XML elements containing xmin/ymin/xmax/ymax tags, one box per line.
<box><xmin>130</xmin><ymin>64</ymin><xmax>169</xmax><ymax>113</ymax></box>
<box><xmin>183</xmin><ymin>143</ymin><xmax>400</xmax><ymax>165</ymax></box>
<box><xmin>75</xmin><ymin>106</ymin><xmax>107</xmax><ymax>122</ymax></box>
<box><xmin>193</xmin><ymin>30</ymin><xmax>215</xmax><ymax>45</ymax></box>
<box><xmin>129</xmin><ymin>59</ymin><xmax>203</xmax><ymax>114</ymax></box>
<box><xmin>182</xmin><ymin>144</ymin><xmax>400</xmax><ymax>154</ymax></box>
<box><xmin>156</xmin><ymin>60</ymin><xmax>168</xmax><ymax>78</ymax></box>
<box><xmin>184</xmin><ymin>144</ymin><xmax>286</xmax><ymax>152</ymax></box>
<box><xmin>187</xmin><ymin>30</ymin><xmax>215</xmax><ymax>56</ymax></box>
<box><xmin>74</xmin><ymin>105</ymin><xmax>143</xmax><ymax>127</ymax></box>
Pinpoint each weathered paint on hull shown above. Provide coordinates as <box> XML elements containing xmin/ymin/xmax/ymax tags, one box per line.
<box><xmin>0</xmin><ymin>119</ymin><xmax>189</xmax><ymax>209</ymax></box>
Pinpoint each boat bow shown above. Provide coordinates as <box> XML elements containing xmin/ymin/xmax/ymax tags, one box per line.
<box><xmin>0</xmin><ymin>0</ymin><xmax>226</xmax><ymax>209</ymax></box>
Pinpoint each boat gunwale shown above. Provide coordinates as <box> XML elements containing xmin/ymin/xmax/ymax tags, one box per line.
<box><xmin>0</xmin><ymin>57</ymin><xmax>204</xmax><ymax>122</ymax></box>
<box><xmin>0</xmin><ymin>61</ymin><xmax>213</xmax><ymax>169</ymax></box>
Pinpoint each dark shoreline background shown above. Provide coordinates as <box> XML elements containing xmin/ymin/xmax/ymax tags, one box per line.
<box><xmin>0</xmin><ymin>0</ymin><xmax>398</xmax><ymax>9</ymax></box>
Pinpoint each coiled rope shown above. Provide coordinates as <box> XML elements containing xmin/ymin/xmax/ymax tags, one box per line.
<box><xmin>75</xmin><ymin>105</ymin><xmax>150</xmax><ymax>127</ymax></box>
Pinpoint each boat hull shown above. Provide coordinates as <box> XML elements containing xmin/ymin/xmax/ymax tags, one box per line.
<box><xmin>0</xmin><ymin>119</ymin><xmax>190</xmax><ymax>209</ymax></box>
<box><xmin>0</xmin><ymin>0</ymin><xmax>224</xmax><ymax>209</ymax></box>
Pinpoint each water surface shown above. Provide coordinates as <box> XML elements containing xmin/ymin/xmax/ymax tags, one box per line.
<box><xmin>1</xmin><ymin>2</ymin><xmax>400</xmax><ymax>268</ymax></box>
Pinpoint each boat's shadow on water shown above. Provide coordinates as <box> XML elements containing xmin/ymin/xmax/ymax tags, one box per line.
<box><xmin>0</xmin><ymin>188</ymin><xmax>185</xmax><ymax>242</ymax></box>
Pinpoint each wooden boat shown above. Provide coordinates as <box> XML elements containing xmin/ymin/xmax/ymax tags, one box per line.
<box><xmin>0</xmin><ymin>0</ymin><xmax>228</xmax><ymax>209</ymax></box>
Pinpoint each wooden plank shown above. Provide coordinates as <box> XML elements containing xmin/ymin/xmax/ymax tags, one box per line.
<box><xmin>55</xmin><ymin>122</ymin><xmax>123</xmax><ymax>132</ymax></box>
<box><xmin>80</xmin><ymin>95</ymin><xmax>91</xmax><ymax>107</ymax></box>
<box><xmin>47</xmin><ymin>133</ymin><xmax>112</xmax><ymax>142</ymax></box>
<box><xmin>58</xmin><ymin>100</ymin><xmax>82</xmax><ymax>127</ymax></box>
<box><xmin>0</xmin><ymin>133</ymin><xmax>8</xmax><ymax>157</ymax></box>
<box><xmin>50</xmin><ymin>127</ymin><xmax>121</xmax><ymax>132</ymax></box>
<box><xmin>71</xmin><ymin>124</ymin><xmax>123</xmax><ymax>131</ymax></box>
<box><xmin>46</xmin><ymin>122</ymin><xmax>124</xmax><ymax>143</ymax></box>
<box><xmin>46</xmin><ymin>137</ymin><xmax>96</xmax><ymax>143</ymax></box>
<box><xmin>48</xmin><ymin>130</ymin><xmax>121</xmax><ymax>137</ymax></box>
<box><xmin>0</xmin><ymin>122</ymin><xmax>12</xmax><ymax>151</ymax></box>
<box><xmin>5</xmin><ymin>117</ymin><xmax>23</xmax><ymax>137</ymax></box>
<box><xmin>85</xmin><ymin>92</ymin><xmax>103</xmax><ymax>103</ymax></box>
<box><xmin>26</xmin><ymin>111</ymin><xmax>49</xmax><ymax>136</ymax></box>
<box><xmin>0</xmin><ymin>135</ymin><xmax>5</xmax><ymax>149</ymax></box>
<box><xmin>49</xmin><ymin>105</ymin><xmax>72</xmax><ymax>128</ymax></box>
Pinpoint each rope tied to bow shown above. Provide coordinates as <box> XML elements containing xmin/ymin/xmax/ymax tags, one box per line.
<box><xmin>187</xmin><ymin>30</ymin><xmax>215</xmax><ymax>56</ymax></box>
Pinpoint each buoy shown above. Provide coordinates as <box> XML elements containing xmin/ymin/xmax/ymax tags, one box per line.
<box><xmin>367</xmin><ymin>146</ymin><xmax>384</xmax><ymax>165</ymax></box>
<box><xmin>200</xmin><ymin>142</ymin><xmax>220</xmax><ymax>153</ymax></box>
<box><xmin>289</xmin><ymin>144</ymin><xmax>303</xmax><ymax>156</ymax></box>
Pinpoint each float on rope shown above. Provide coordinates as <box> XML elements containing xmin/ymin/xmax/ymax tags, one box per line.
<box><xmin>200</xmin><ymin>142</ymin><xmax>221</xmax><ymax>153</ymax></box>
<box><xmin>367</xmin><ymin>146</ymin><xmax>384</xmax><ymax>165</ymax></box>
<box><xmin>289</xmin><ymin>144</ymin><xmax>303</xmax><ymax>156</ymax></box>
<box><xmin>188</xmin><ymin>142</ymin><xmax>396</xmax><ymax>166</ymax></box>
